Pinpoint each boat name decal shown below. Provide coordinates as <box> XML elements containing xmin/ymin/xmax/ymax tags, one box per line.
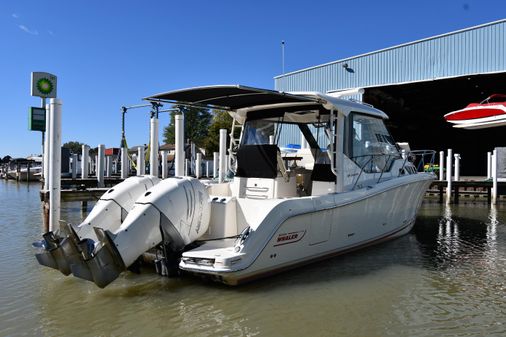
<box><xmin>274</xmin><ymin>230</ymin><xmax>306</xmax><ymax>246</ymax></box>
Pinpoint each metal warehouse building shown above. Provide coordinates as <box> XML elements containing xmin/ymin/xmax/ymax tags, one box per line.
<box><xmin>274</xmin><ymin>19</ymin><xmax>506</xmax><ymax>175</ymax></box>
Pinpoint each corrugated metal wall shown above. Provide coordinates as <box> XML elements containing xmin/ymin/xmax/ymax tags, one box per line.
<box><xmin>275</xmin><ymin>20</ymin><xmax>506</xmax><ymax>93</ymax></box>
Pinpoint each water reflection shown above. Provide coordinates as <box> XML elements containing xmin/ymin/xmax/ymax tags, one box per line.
<box><xmin>2</xmin><ymin>178</ymin><xmax>506</xmax><ymax>337</ymax></box>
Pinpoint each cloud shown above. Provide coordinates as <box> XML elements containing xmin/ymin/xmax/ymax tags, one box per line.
<box><xmin>18</xmin><ymin>25</ymin><xmax>39</xmax><ymax>35</ymax></box>
<box><xmin>12</xmin><ymin>13</ymin><xmax>19</xmax><ymax>19</ymax></box>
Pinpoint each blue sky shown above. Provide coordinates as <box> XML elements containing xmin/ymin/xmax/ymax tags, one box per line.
<box><xmin>1</xmin><ymin>0</ymin><xmax>505</xmax><ymax>157</ymax></box>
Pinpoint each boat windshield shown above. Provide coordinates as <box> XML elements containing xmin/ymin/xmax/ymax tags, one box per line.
<box><xmin>482</xmin><ymin>94</ymin><xmax>506</xmax><ymax>104</ymax></box>
<box><xmin>241</xmin><ymin>120</ymin><xmax>276</xmax><ymax>145</ymax></box>
<box><xmin>347</xmin><ymin>113</ymin><xmax>400</xmax><ymax>172</ymax></box>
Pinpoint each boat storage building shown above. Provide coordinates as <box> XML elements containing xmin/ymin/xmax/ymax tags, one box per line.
<box><xmin>274</xmin><ymin>19</ymin><xmax>506</xmax><ymax>175</ymax></box>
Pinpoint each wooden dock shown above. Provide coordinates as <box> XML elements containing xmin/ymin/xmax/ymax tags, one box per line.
<box><xmin>39</xmin><ymin>177</ymin><xmax>124</xmax><ymax>202</ymax></box>
<box><xmin>427</xmin><ymin>178</ymin><xmax>506</xmax><ymax>204</ymax></box>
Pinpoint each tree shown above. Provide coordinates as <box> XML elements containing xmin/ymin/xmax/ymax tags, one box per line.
<box><xmin>63</xmin><ymin>141</ymin><xmax>87</xmax><ymax>154</ymax></box>
<box><xmin>163</xmin><ymin>105</ymin><xmax>212</xmax><ymax>147</ymax></box>
<box><xmin>203</xmin><ymin>109</ymin><xmax>235</xmax><ymax>155</ymax></box>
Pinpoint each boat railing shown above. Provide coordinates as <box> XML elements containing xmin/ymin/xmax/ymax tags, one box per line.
<box><xmin>400</xmin><ymin>150</ymin><xmax>437</xmax><ymax>175</ymax></box>
<box><xmin>350</xmin><ymin>150</ymin><xmax>436</xmax><ymax>190</ymax></box>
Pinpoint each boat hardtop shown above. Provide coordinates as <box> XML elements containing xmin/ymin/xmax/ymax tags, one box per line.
<box><xmin>146</xmin><ymin>84</ymin><xmax>389</xmax><ymax>122</ymax></box>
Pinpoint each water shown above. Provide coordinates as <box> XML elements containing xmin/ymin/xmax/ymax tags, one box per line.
<box><xmin>1</xmin><ymin>180</ymin><xmax>505</xmax><ymax>337</ymax></box>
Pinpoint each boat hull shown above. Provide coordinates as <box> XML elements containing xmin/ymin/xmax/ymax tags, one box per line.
<box><xmin>180</xmin><ymin>174</ymin><xmax>433</xmax><ymax>284</ymax></box>
<box><xmin>444</xmin><ymin>103</ymin><xmax>506</xmax><ymax>129</ymax></box>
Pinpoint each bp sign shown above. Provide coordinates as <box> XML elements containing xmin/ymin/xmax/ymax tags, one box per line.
<box><xmin>31</xmin><ymin>72</ymin><xmax>57</xmax><ymax>98</ymax></box>
<box><xmin>29</xmin><ymin>107</ymin><xmax>46</xmax><ymax>132</ymax></box>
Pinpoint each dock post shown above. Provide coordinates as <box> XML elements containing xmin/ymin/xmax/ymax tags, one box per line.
<box><xmin>150</xmin><ymin>117</ymin><xmax>159</xmax><ymax>177</ymax></box>
<box><xmin>439</xmin><ymin>151</ymin><xmax>444</xmax><ymax>181</ymax></box>
<box><xmin>191</xmin><ymin>142</ymin><xmax>196</xmax><ymax>176</ymax></box>
<box><xmin>446</xmin><ymin>149</ymin><xmax>452</xmax><ymax>204</ymax></box>
<box><xmin>48</xmin><ymin>98</ymin><xmax>62</xmax><ymax>232</ymax></box>
<box><xmin>492</xmin><ymin>149</ymin><xmax>497</xmax><ymax>204</ymax></box>
<box><xmin>161</xmin><ymin>151</ymin><xmax>168</xmax><ymax>179</ymax></box>
<box><xmin>213</xmin><ymin>152</ymin><xmax>219</xmax><ymax>179</ymax></box>
<box><xmin>43</xmin><ymin>103</ymin><xmax>50</xmax><ymax>190</ymax></box>
<box><xmin>454</xmin><ymin>153</ymin><xmax>460</xmax><ymax>182</ymax></box>
<box><xmin>175</xmin><ymin>114</ymin><xmax>184</xmax><ymax>177</ymax></box>
<box><xmin>185</xmin><ymin>159</ymin><xmax>190</xmax><ymax>176</ymax></box>
<box><xmin>106</xmin><ymin>155</ymin><xmax>112</xmax><ymax>177</ymax></box>
<box><xmin>120</xmin><ymin>147</ymin><xmax>128</xmax><ymax>179</ymax></box>
<box><xmin>137</xmin><ymin>146</ymin><xmax>145</xmax><ymax>176</ymax></box>
<box><xmin>487</xmin><ymin>151</ymin><xmax>492</xmax><ymax>179</ymax></box>
<box><xmin>219</xmin><ymin>129</ymin><xmax>227</xmax><ymax>183</ymax></box>
<box><xmin>206</xmin><ymin>161</ymin><xmax>209</xmax><ymax>178</ymax></box>
<box><xmin>196</xmin><ymin>153</ymin><xmax>202</xmax><ymax>179</ymax></box>
<box><xmin>97</xmin><ymin>144</ymin><xmax>105</xmax><ymax>188</ymax></box>
<box><xmin>71</xmin><ymin>153</ymin><xmax>78</xmax><ymax>179</ymax></box>
<box><xmin>81</xmin><ymin>145</ymin><xmax>89</xmax><ymax>179</ymax></box>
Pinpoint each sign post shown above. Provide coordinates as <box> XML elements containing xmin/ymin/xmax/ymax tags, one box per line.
<box><xmin>30</xmin><ymin>72</ymin><xmax>57</xmax><ymax>186</ymax></box>
<box><xmin>30</xmin><ymin>72</ymin><xmax>58</xmax><ymax>231</ymax></box>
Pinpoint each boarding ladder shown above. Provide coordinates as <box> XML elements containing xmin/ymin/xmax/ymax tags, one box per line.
<box><xmin>228</xmin><ymin>118</ymin><xmax>244</xmax><ymax>172</ymax></box>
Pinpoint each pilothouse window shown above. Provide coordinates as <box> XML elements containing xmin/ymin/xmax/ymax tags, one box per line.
<box><xmin>348</xmin><ymin>112</ymin><xmax>400</xmax><ymax>172</ymax></box>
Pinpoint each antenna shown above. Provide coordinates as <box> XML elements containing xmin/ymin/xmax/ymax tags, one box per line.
<box><xmin>281</xmin><ymin>40</ymin><xmax>285</xmax><ymax>75</ymax></box>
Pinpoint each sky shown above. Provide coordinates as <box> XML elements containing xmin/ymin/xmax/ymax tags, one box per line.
<box><xmin>1</xmin><ymin>0</ymin><xmax>505</xmax><ymax>157</ymax></box>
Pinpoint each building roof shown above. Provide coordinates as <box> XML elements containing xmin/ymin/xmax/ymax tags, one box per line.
<box><xmin>275</xmin><ymin>19</ymin><xmax>506</xmax><ymax>93</ymax></box>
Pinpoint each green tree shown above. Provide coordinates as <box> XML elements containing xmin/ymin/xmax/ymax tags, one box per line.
<box><xmin>203</xmin><ymin>109</ymin><xmax>235</xmax><ymax>155</ymax></box>
<box><xmin>163</xmin><ymin>105</ymin><xmax>212</xmax><ymax>147</ymax></box>
<box><xmin>63</xmin><ymin>141</ymin><xmax>87</xmax><ymax>154</ymax></box>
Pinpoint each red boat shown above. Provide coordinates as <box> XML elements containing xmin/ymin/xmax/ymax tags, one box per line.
<box><xmin>444</xmin><ymin>94</ymin><xmax>506</xmax><ymax>129</ymax></box>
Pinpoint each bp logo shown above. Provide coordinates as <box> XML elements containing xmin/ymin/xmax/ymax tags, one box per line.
<box><xmin>31</xmin><ymin>72</ymin><xmax>57</xmax><ymax>98</ymax></box>
<box><xmin>36</xmin><ymin>78</ymin><xmax>54</xmax><ymax>95</ymax></box>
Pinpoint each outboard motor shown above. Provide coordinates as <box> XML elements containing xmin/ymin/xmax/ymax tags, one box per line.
<box><xmin>34</xmin><ymin>175</ymin><xmax>160</xmax><ymax>277</ymax></box>
<box><xmin>70</xmin><ymin>177</ymin><xmax>211</xmax><ymax>288</ymax></box>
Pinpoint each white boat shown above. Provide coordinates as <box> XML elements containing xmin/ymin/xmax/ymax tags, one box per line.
<box><xmin>34</xmin><ymin>85</ymin><xmax>435</xmax><ymax>288</ymax></box>
<box><xmin>6</xmin><ymin>158</ymin><xmax>42</xmax><ymax>181</ymax></box>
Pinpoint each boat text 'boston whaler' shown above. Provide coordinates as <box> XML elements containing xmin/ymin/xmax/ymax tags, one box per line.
<box><xmin>34</xmin><ymin>85</ymin><xmax>435</xmax><ymax>288</ymax></box>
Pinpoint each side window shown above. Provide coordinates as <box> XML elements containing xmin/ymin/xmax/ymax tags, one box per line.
<box><xmin>347</xmin><ymin>112</ymin><xmax>400</xmax><ymax>172</ymax></box>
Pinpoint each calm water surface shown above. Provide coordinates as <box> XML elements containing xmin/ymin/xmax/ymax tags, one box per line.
<box><xmin>1</xmin><ymin>179</ymin><xmax>505</xmax><ymax>337</ymax></box>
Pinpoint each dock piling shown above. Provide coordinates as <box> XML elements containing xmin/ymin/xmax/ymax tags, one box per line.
<box><xmin>149</xmin><ymin>117</ymin><xmax>159</xmax><ymax>177</ymax></box>
<box><xmin>48</xmin><ymin>98</ymin><xmax>62</xmax><ymax>232</ymax></box>
<box><xmin>219</xmin><ymin>129</ymin><xmax>227</xmax><ymax>183</ymax></box>
<box><xmin>213</xmin><ymin>152</ymin><xmax>218</xmax><ymax>179</ymax></box>
<box><xmin>487</xmin><ymin>151</ymin><xmax>492</xmax><ymax>179</ymax></box>
<box><xmin>137</xmin><ymin>146</ymin><xmax>145</xmax><ymax>176</ymax></box>
<box><xmin>439</xmin><ymin>151</ymin><xmax>444</xmax><ymax>181</ymax></box>
<box><xmin>196</xmin><ymin>153</ymin><xmax>202</xmax><ymax>178</ymax></box>
<box><xmin>97</xmin><ymin>144</ymin><xmax>105</xmax><ymax>188</ymax></box>
<box><xmin>175</xmin><ymin>114</ymin><xmax>184</xmax><ymax>177</ymax></box>
<box><xmin>71</xmin><ymin>153</ymin><xmax>78</xmax><ymax>179</ymax></box>
<box><xmin>161</xmin><ymin>151</ymin><xmax>168</xmax><ymax>179</ymax></box>
<box><xmin>120</xmin><ymin>147</ymin><xmax>128</xmax><ymax>179</ymax></box>
<box><xmin>81</xmin><ymin>145</ymin><xmax>89</xmax><ymax>179</ymax></box>
<box><xmin>446</xmin><ymin>149</ymin><xmax>452</xmax><ymax>204</ymax></box>
<box><xmin>492</xmin><ymin>149</ymin><xmax>497</xmax><ymax>204</ymax></box>
<box><xmin>454</xmin><ymin>153</ymin><xmax>460</xmax><ymax>181</ymax></box>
